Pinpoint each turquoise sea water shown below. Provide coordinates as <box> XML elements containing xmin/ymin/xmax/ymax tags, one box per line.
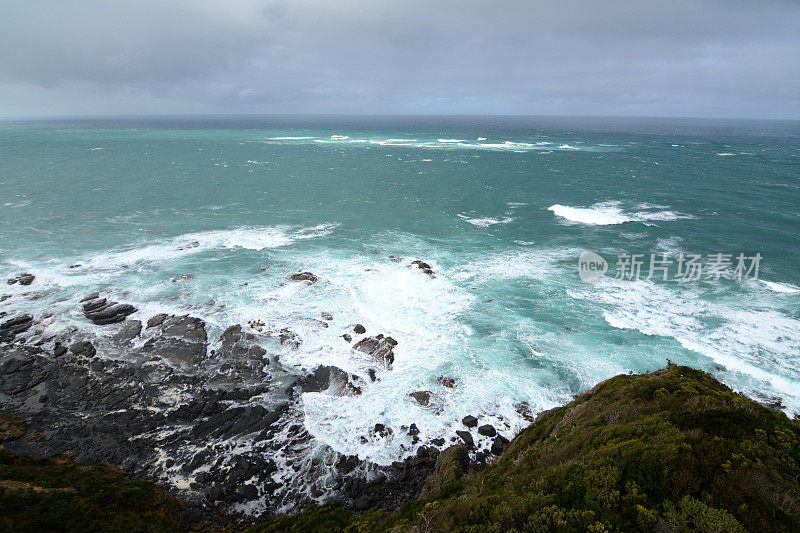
<box><xmin>1</xmin><ymin>116</ymin><xmax>799</xmax><ymax>464</ymax></box>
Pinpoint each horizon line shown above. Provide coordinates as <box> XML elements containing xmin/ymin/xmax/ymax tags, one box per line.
<box><xmin>2</xmin><ymin>112</ymin><xmax>800</xmax><ymax>123</ymax></box>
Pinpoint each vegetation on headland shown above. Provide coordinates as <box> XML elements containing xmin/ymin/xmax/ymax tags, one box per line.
<box><xmin>0</xmin><ymin>415</ymin><xmax>183</xmax><ymax>532</ymax></box>
<box><xmin>251</xmin><ymin>364</ymin><xmax>800</xmax><ymax>532</ymax></box>
<box><xmin>3</xmin><ymin>364</ymin><xmax>800</xmax><ymax>532</ymax></box>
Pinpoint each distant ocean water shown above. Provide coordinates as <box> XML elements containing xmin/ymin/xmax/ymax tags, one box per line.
<box><xmin>1</xmin><ymin>115</ymin><xmax>799</xmax><ymax>465</ymax></box>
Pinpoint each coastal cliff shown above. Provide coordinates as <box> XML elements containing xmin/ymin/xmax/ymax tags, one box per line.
<box><xmin>3</xmin><ymin>364</ymin><xmax>799</xmax><ymax>531</ymax></box>
<box><xmin>252</xmin><ymin>364</ymin><xmax>800</xmax><ymax>532</ymax></box>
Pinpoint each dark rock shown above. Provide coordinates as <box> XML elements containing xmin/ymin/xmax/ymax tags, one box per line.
<box><xmin>353</xmin><ymin>324</ymin><xmax>366</xmax><ymax>334</ymax></box>
<box><xmin>411</xmin><ymin>260</ymin><xmax>434</xmax><ymax>277</ymax></box>
<box><xmin>141</xmin><ymin>315</ymin><xmax>208</xmax><ymax>365</ymax></box>
<box><xmin>408</xmin><ymin>423</ymin><xmax>420</xmax><ymax>436</ymax></box>
<box><xmin>462</xmin><ymin>415</ymin><xmax>478</xmax><ymax>428</ymax></box>
<box><xmin>146</xmin><ymin>314</ymin><xmax>168</xmax><ymax>328</ymax></box>
<box><xmin>279</xmin><ymin>328</ymin><xmax>301</xmax><ymax>349</ymax></box>
<box><xmin>288</xmin><ymin>272</ymin><xmax>317</xmax><ymax>283</ymax></box>
<box><xmin>298</xmin><ymin>365</ymin><xmax>359</xmax><ymax>396</ymax></box>
<box><xmin>431</xmin><ymin>437</ymin><xmax>445</xmax><ymax>447</ymax></box>
<box><xmin>409</xmin><ymin>391</ymin><xmax>433</xmax><ymax>407</ymax></box>
<box><xmin>112</xmin><ymin>320</ymin><xmax>142</xmax><ymax>345</ymax></box>
<box><xmin>217</xmin><ymin>325</ymin><xmax>266</xmax><ymax>360</ymax></box>
<box><xmin>159</xmin><ymin>315</ymin><xmax>207</xmax><ymax>343</ymax></box>
<box><xmin>0</xmin><ymin>314</ymin><xmax>33</xmax><ymax>341</ymax></box>
<box><xmin>53</xmin><ymin>344</ymin><xmax>68</xmax><ymax>357</ymax></box>
<box><xmin>491</xmin><ymin>435</ymin><xmax>510</xmax><ymax>455</ymax></box>
<box><xmin>321</xmin><ymin>312</ymin><xmax>333</xmax><ymax>321</ymax></box>
<box><xmin>367</xmin><ymin>369</ymin><xmax>377</xmax><ymax>382</ymax></box>
<box><xmin>7</xmin><ymin>273</ymin><xmax>35</xmax><ymax>286</ymax></box>
<box><xmin>69</xmin><ymin>340</ymin><xmax>96</xmax><ymax>357</ymax></box>
<box><xmin>352</xmin><ymin>336</ymin><xmax>396</xmax><ymax>368</ymax></box>
<box><xmin>478</xmin><ymin>424</ymin><xmax>497</xmax><ymax>437</ymax></box>
<box><xmin>456</xmin><ymin>430</ymin><xmax>474</xmax><ymax>448</ymax></box>
<box><xmin>342</xmin><ymin>333</ymin><xmax>352</xmax><ymax>343</ymax></box>
<box><xmin>81</xmin><ymin>294</ymin><xmax>136</xmax><ymax>325</ymax></box>
<box><xmin>422</xmin><ymin>445</ymin><xmax>469</xmax><ymax>495</ymax></box>
<box><xmin>437</xmin><ymin>376</ymin><xmax>457</xmax><ymax>388</ymax></box>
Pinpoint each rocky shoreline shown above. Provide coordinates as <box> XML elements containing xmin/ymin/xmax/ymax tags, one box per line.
<box><xmin>0</xmin><ymin>271</ymin><xmax>508</xmax><ymax>523</ymax></box>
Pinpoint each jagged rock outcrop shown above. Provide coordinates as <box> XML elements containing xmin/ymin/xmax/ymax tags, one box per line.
<box><xmin>81</xmin><ymin>293</ymin><xmax>136</xmax><ymax>325</ymax></box>
<box><xmin>352</xmin><ymin>335</ymin><xmax>397</xmax><ymax>368</ymax></box>
<box><xmin>6</xmin><ymin>273</ymin><xmax>34</xmax><ymax>286</ymax></box>
<box><xmin>0</xmin><ymin>314</ymin><xmax>32</xmax><ymax>342</ymax></box>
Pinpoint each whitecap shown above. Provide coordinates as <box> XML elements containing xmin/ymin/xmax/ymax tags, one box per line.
<box><xmin>760</xmin><ymin>280</ymin><xmax>800</xmax><ymax>293</ymax></box>
<box><xmin>457</xmin><ymin>214</ymin><xmax>515</xmax><ymax>227</ymax></box>
<box><xmin>548</xmin><ymin>201</ymin><xmax>693</xmax><ymax>226</ymax></box>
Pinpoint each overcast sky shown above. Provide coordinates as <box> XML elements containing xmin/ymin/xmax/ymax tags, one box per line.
<box><xmin>1</xmin><ymin>0</ymin><xmax>799</xmax><ymax>119</ymax></box>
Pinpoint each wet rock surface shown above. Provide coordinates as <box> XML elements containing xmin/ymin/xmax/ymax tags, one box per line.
<box><xmin>352</xmin><ymin>335</ymin><xmax>397</xmax><ymax>368</ymax></box>
<box><xmin>82</xmin><ymin>293</ymin><xmax>137</xmax><ymax>325</ymax></box>
<box><xmin>288</xmin><ymin>272</ymin><xmax>317</xmax><ymax>283</ymax></box>
<box><xmin>6</xmin><ymin>273</ymin><xmax>35</xmax><ymax>286</ymax></box>
<box><xmin>0</xmin><ymin>314</ymin><xmax>33</xmax><ymax>342</ymax></box>
<box><xmin>0</xmin><ymin>292</ymin><xmax>465</xmax><ymax>520</ymax></box>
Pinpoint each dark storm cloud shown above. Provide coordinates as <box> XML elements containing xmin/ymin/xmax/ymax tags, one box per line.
<box><xmin>1</xmin><ymin>0</ymin><xmax>798</xmax><ymax>118</ymax></box>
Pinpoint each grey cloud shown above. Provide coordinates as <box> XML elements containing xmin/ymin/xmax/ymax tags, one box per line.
<box><xmin>0</xmin><ymin>0</ymin><xmax>798</xmax><ymax>118</ymax></box>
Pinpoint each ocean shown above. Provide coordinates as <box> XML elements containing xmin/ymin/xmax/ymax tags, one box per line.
<box><xmin>1</xmin><ymin>115</ymin><xmax>799</xmax><ymax>466</ymax></box>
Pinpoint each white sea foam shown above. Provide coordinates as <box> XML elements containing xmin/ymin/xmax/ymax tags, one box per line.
<box><xmin>568</xmin><ymin>278</ymin><xmax>800</xmax><ymax>412</ymax></box>
<box><xmin>266</xmin><ymin>136</ymin><xmax>315</xmax><ymax>140</ymax></box>
<box><xmin>457</xmin><ymin>214</ymin><xmax>514</xmax><ymax>227</ymax></box>
<box><xmin>548</xmin><ymin>201</ymin><xmax>693</xmax><ymax>226</ymax></box>
<box><xmin>761</xmin><ymin>280</ymin><xmax>800</xmax><ymax>293</ymax></box>
<box><xmin>717</xmin><ymin>153</ymin><xmax>736</xmax><ymax>156</ymax></box>
<box><xmin>80</xmin><ymin>224</ymin><xmax>338</xmax><ymax>271</ymax></box>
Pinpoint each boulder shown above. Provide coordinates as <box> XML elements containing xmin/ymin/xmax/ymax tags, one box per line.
<box><xmin>408</xmin><ymin>391</ymin><xmax>434</xmax><ymax>407</ymax></box>
<box><xmin>81</xmin><ymin>294</ymin><xmax>136</xmax><ymax>325</ymax></box>
<box><xmin>491</xmin><ymin>435</ymin><xmax>510</xmax><ymax>455</ymax></box>
<box><xmin>462</xmin><ymin>415</ymin><xmax>478</xmax><ymax>428</ymax></box>
<box><xmin>298</xmin><ymin>365</ymin><xmax>358</xmax><ymax>396</ymax></box>
<box><xmin>478</xmin><ymin>424</ymin><xmax>497</xmax><ymax>437</ymax></box>
<box><xmin>352</xmin><ymin>335</ymin><xmax>396</xmax><ymax>368</ymax></box>
<box><xmin>6</xmin><ymin>273</ymin><xmax>35</xmax><ymax>286</ymax></box>
<box><xmin>456</xmin><ymin>430</ymin><xmax>474</xmax><ymax>448</ymax></box>
<box><xmin>409</xmin><ymin>391</ymin><xmax>445</xmax><ymax>414</ymax></box>
<box><xmin>410</xmin><ymin>260</ymin><xmax>434</xmax><ymax>277</ymax></box>
<box><xmin>353</xmin><ymin>324</ymin><xmax>366</xmax><ymax>334</ymax></box>
<box><xmin>437</xmin><ymin>376</ymin><xmax>456</xmax><ymax>388</ymax></box>
<box><xmin>288</xmin><ymin>272</ymin><xmax>317</xmax><ymax>283</ymax></box>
